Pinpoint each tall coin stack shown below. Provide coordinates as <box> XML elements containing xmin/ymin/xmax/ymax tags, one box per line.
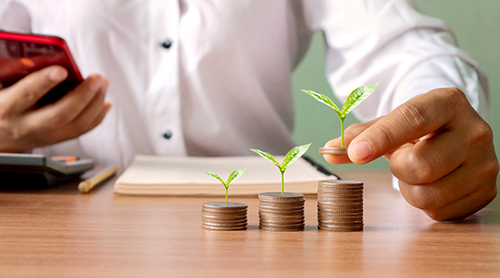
<box><xmin>201</xmin><ymin>202</ymin><xmax>247</xmax><ymax>231</ymax></box>
<box><xmin>258</xmin><ymin>192</ymin><xmax>305</xmax><ymax>232</ymax></box>
<box><xmin>317</xmin><ymin>180</ymin><xmax>363</xmax><ymax>231</ymax></box>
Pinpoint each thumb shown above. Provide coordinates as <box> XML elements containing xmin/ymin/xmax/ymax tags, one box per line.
<box><xmin>323</xmin><ymin>117</ymin><xmax>381</xmax><ymax>164</ymax></box>
<box><xmin>347</xmin><ymin>88</ymin><xmax>462</xmax><ymax>164</ymax></box>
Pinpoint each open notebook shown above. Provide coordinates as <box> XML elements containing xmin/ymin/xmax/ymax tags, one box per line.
<box><xmin>113</xmin><ymin>155</ymin><xmax>337</xmax><ymax>197</ymax></box>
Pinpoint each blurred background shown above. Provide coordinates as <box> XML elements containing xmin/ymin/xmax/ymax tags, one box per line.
<box><xmin>292</xmin><ymin>0</ymin><xmax>500</xmax><ymax>172</ymax></box>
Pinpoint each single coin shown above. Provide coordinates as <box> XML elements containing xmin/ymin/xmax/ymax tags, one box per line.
<box><xmin>201</xmin><ymin>213</ymin><xmax>247</xmax><ymax>219</ymax></box>
<box><xmin>318</xmin><ymin>188</ymin><xmax>363</xmax><ymax>193</ymax></box>
<box><xmin>201</xmin><ymin>215</ymin><xmax>247</xmax><ymax>220</ymax></box>
<box><xmin>258</xmin><ymin>192</ymin><xmax>305</xmax><ymax>201</ymax></box>
<box><xmin>260</xmin><ymin>222</ymin><xmax>305</xmax><ymax>227</ymax></box>
<box><xmin>202</xmin><ymin>220</ymin><xmax>248</xmax><ymax>226</ymax></box>
<box><xmin>202</xmin><ymin>225</ymin><xmax>247</xmax><ymax>231</ymax></box>
<box><xmin>259</xmin><ymin>210</ymin><xmax>304</xmax><ymax>216</ymax></box>
<box><xmin>202</xmin><ymin>208</ymin><xmax>247</xmax><ymax>214</ymax></box>
<box><xmin>318</xmin><ymin>196</ymin><xmax>363</xmax><ymax>202</ymax></box>
<box><xmin>317</xmin><ymin>201</ymin><xmax>363</xmax><ymax>206</ymax></box>
<box><xmin>201</xmin><ymin>212</ymin><xmax>247</xmax><ymax>218</ymax></box>
<box><xmin>259</xmin><ymin>200</ymin><xmax>306</xmax><ymax>207</ymax></box>
<box><xmin>202</xmin><ymin>221</ymin><xmax>248</xmax><ymax>228</ymax></box>
<box><xmin>317</xmin><ymin>205</ymin><xmax>363</xmax><ymax>211</ymax></box>
<box><xmin>318</xmin><ymin>208</ymin><xmax>363</xmax><ymax>214</ymax></box>
<box><xmin>259</xmin><ymin>213</ymin><xmax>305</xmax><ymax>219</ymax></box>
<box><xmin>318</xmin><ymin>210</ymin><xmax>363</xmax><ymax>216</ymax></box>
<box><xmin>259</xmin><ymin>205</ymin><xmax>304</xmax><ymax>211</ymax></box>
<box><xmin>319</xmin><ymin>180</ymin><xmax>363</xmax><ymax>186</ymax></box>
<box><xmin>318</xmin><ymin>211</ymin><xmax>363</xmax><ymax>216</ymax></box>
<box><xmin>260</xmin><ymin>218</ymin><xmax>305</xmax><ymax>224</ymax></box>
<box><xmin>318</xmin><ymin>214</ymin><xmax>363</xmax><ymax>219</ymax></box>
<box><xmin>259</xmin><ymin>206</ymin><xmax>304</xmax><ymax>211</ymax></box>
<box><xmin>259</xmin><ymin>210</ymin><xmax>305</xmax><ymax>216</ymax></box>
<box><xmin>202</xmin><ymin>218</ymin><xmax>247</xmax><ymax>224</ymax></box>
<box><xmin>202</xmin><ymin>217</ymin><xmax>248</xmax><ymax>223</ymax></box>
<box><xmin>318</xmin><ymin>214</ymin><xmax>363</xmax><ymax>220</ymax></box>
<box><xmin>202</xmin><ymin>202</ymin><xmax>248</xmax><ymax>209</ymax></box>
<box><xmin>260</xmin><ymin>223</ymin><xmax>305</xmax><ymax>228</ymax></box>
<box><xmin>318</xmin><ymin>188</ymin><xmax>363</xmax><ymax>194</ymax></box>
<box><xmin>259</xmin><ymin>221</ymin><xmax>304</xmax><ymax>227</ymax></box>
<box><xmin>260</xmin><ymin>226</ymin><xmax>304</xmax><ymax>232</ymax></box>
<box><xmin>318</xmin><ymin>225</ymin><xmax>363</xmax><ymax>232</ymax></box>
<box><xmin>259</xmin><ymin>204</ymin><xmax>304</xmax><ymax>209</ymax></box>
<box><xmin>318</xmin><ymin>219</ymin><xmax>363</xmax><ymax>224</ymax></box>
<box><xmin>317</xmin><ymin>196</ymin><xmax>363</xmax><ymax>202</ymax></box>
<box><xmin>317</xmin><ymin>188</ymin><xmax>363</xmax><ymax>194</ymax></box>
<box><xmin>318</xmin><ymin>147</ymin><xmax>347</xmax><ymax>155</ymax></box>
<box><xmin>317</xmin><ymin>195</ymin><xmax>363</xmax><ymax>200</ymax></box>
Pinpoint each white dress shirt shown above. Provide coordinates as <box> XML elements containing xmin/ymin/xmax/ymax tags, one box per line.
<box><xmin>0</xmin><ymin>0</ymin><xmax>489</xmax><ymax>169</ymax></box>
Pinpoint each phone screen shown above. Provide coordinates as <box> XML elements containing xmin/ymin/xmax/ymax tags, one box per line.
<box><xmin>0</xmin><ymin>35</ymin><xmax>82</xmax><ymax>106</ymax></box>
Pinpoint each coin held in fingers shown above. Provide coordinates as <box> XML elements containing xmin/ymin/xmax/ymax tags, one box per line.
<box><xmin>319</xmin><ymin>147</ymin><xmax>348</xmax><ymax>155</ymax></box>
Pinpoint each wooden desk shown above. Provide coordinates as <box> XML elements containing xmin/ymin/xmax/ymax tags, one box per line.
<box><xmin>0</xmin><ymin>170</ymin><xmax>498</xmax><ymax>277</ymax></box>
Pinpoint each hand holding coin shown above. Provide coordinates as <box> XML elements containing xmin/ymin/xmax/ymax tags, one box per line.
<box><xmin>323</xmin><ymin>88</ymin><xmax>498</xmax><ymax>221</ymax></box>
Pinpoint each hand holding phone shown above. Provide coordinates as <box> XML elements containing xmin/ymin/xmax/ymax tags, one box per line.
<box><xmin>0</xmin><ymin>31</ymin><xmax>111</xmax><ymax>153</ymax></box>
<box><xmin>0</xmin><ymin>30</ymin><xmax>84</xmax><ymax>105</ymax></box>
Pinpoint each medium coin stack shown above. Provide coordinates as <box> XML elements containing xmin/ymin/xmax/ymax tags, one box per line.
<box><xmin>201</xmin><ymin>202</ymin><xmax>247</xmax><ymax>231</ymax></box>
<box><xmin>317</xmin><ymin>180</ymin><xmax>363</xmax><ymax>231</ymax></box>
<box><xmin>258</xmin><ymin>192</ymin><xmax>305</xmax><ymax>232</ymax></box>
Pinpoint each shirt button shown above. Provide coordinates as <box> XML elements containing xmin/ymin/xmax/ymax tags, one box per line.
<box><xmin>161</xmin><ymin>38</ymin><xmax>173</xmax><ymax>49</ymax></box>
<box><xmin>163</xmin><ymin>130</ymin><xmax>173</xmax><ymax>140</ymax></box>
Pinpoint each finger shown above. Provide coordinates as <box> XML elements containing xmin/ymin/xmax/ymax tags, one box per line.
<box><xmin>52</xmin><ymin>101</ymin><xmax>111</xmax><ymax>141</ymax></box>
<box><xmin>424</xmin><ymin>185</ymin><xmax>496</xmax><ymax>221</ymax></box>
<box><xmin>66</xmin><ymin>91</ymin><xmax>107</xmax><ymax>135</ymax></box>
<box><xmin>398</xmin><ymin>156</ymin><xmax>498</xmax><ymax>212</ymax></box>
<box><xmin>323</xmin><ymin>118</ymin><xmax>380</xmax><ymax>164</ymax></box>
<box><xmin>23</xmin><ymin>75</ymin><xmax>107</xmax><ymax>131</ymax></box>
<box><xmin>1</xmin><ymin>65</ymin><xmax>68</xmax><ymax>115</ymax></box>
<box><xmin>389</xmin><ymin>128</ymin><xmax>468</xmax><ymax>184</ymax></box>
<box><xmin>347</xmin><ymin>88</ymin><xmax>468</xmax><ymax>164</ymax></box>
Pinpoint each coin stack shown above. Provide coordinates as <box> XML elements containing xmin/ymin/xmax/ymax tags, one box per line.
<box><xmin>201</xmin><ymin>202</ymin><xmax>247</xmax><ymax>231</ymax></box>
<box><xmin>317</xmin><ymin>180</ymin><xmax>363</xmax><ymax>231</ymax></box>
<box><xmin>258</xmin><ymin>192</ymin><xmax>305</xmax><ymax>232</ymax></box>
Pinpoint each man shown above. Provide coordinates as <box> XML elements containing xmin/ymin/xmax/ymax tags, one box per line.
<box><xmin>0</xmin><ymin>0</ymin><xmax>497</xmax><ymax>220</ymax></box>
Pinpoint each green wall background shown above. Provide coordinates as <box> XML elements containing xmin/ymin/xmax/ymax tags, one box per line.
<box><xmin>292</xmin><ymin>0</ymin><xmax>500</xmax><ymax>172</ymax></box>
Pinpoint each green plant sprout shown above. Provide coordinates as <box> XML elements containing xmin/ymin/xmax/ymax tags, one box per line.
<box><xmin>205</xmin><ymin>168</ymin><xmax>247</xmax><ymax>204</ymax></box>
<box><xmin>301</xmin><ymin>84</ymin><xmax>378</xmax><ymax>148</ymax></box>
<box><xmin>250</xmin><ymin>143</ymin><xmax>311</xmax><ymax>195</ymax></box>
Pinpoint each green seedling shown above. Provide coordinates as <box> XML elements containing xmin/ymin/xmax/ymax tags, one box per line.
<box><xmin>301</xmin><ymin>84</ymin><xmax>378</xmax><ymax>148</ymax></box>
<box><xmin>205</xmin><ymin>168</ymin><xmax>247</xmax><ymax>204</ymax></box>
<box><xmin>250</xmin><ymin>143</ymin><xmax>311</xmax><ymax>195</ymax></box>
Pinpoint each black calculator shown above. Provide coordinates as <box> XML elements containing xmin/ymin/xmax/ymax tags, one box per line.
<box><xmin>0</xmin><ymin>153</ymin><xmax>94</xmax><ymax>188</ymax></box>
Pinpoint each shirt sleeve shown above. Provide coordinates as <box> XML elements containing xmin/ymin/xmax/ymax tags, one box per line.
<box><xmin>302</xmin><ymin>0</ymin><xmax>490</xmax><ymax>121</ymax></box>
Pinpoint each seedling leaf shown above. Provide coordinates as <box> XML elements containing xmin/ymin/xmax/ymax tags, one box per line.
<box><xmin>281</xmin><ymin>143</ymin><xmax>311</xmax><ymax>170</ymax></box>
<box><xmin>301</xmin><ymin>89</ymin><xmax>341</xmax><ymax>115</ymax></box>
<box><xmin>226</xmin><ymin>168</ymin><xmax>247</xmax><ymax>186</ymax></box>
<box><xmin>204</xmin><ymin>171</ymin><xmax>226</xmax><ymax>186</ymax></box>
<box><xmin>250</xmin><ymin>149</ymin><xmax>282</xmax><ymax>169</ymax></box>
<box><xmin>340</xmin><ymin>83</ymin><xmax>378</xmax><ymax>117</ymax></box>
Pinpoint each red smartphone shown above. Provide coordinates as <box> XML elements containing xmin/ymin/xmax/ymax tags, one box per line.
<box><xmin>0</xmin><ymin>30</ymin><xmax>83</xmax><ymax>106</ymax></box>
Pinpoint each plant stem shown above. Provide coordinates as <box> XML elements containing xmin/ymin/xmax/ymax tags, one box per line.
<box><xmin>340</xmin><ymin>118</ymin><xmax>345</xmax><ymax>148</ymax></box>
<box><xmin>225</xmin><ymin>187</ymin><xmax>228</xmax><ymax>204</ymax></box>
<box><xmin>281</xmin><ymin>170</ymin><xmax>285</xmax><ymax>195</ymax></box>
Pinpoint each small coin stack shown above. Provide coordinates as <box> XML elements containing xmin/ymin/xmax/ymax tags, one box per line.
<box><xmin>318</xmin><ymin>147</ymin><xmax>348</xmax><ymax>155</ymax></box>
<box><xmin>258</xmin><ymin>192</ymin><xmax>305</xmax><ymax>232</ymax></box>
<box><xmin>201</xmin><ymin>202</ymin><xmax>247</xmax><ymax>231</ymax></box>
<box><xmin>317</xmin><ymin>180</ymin><xmax>363</xmax><ymax>232</ymax></box>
